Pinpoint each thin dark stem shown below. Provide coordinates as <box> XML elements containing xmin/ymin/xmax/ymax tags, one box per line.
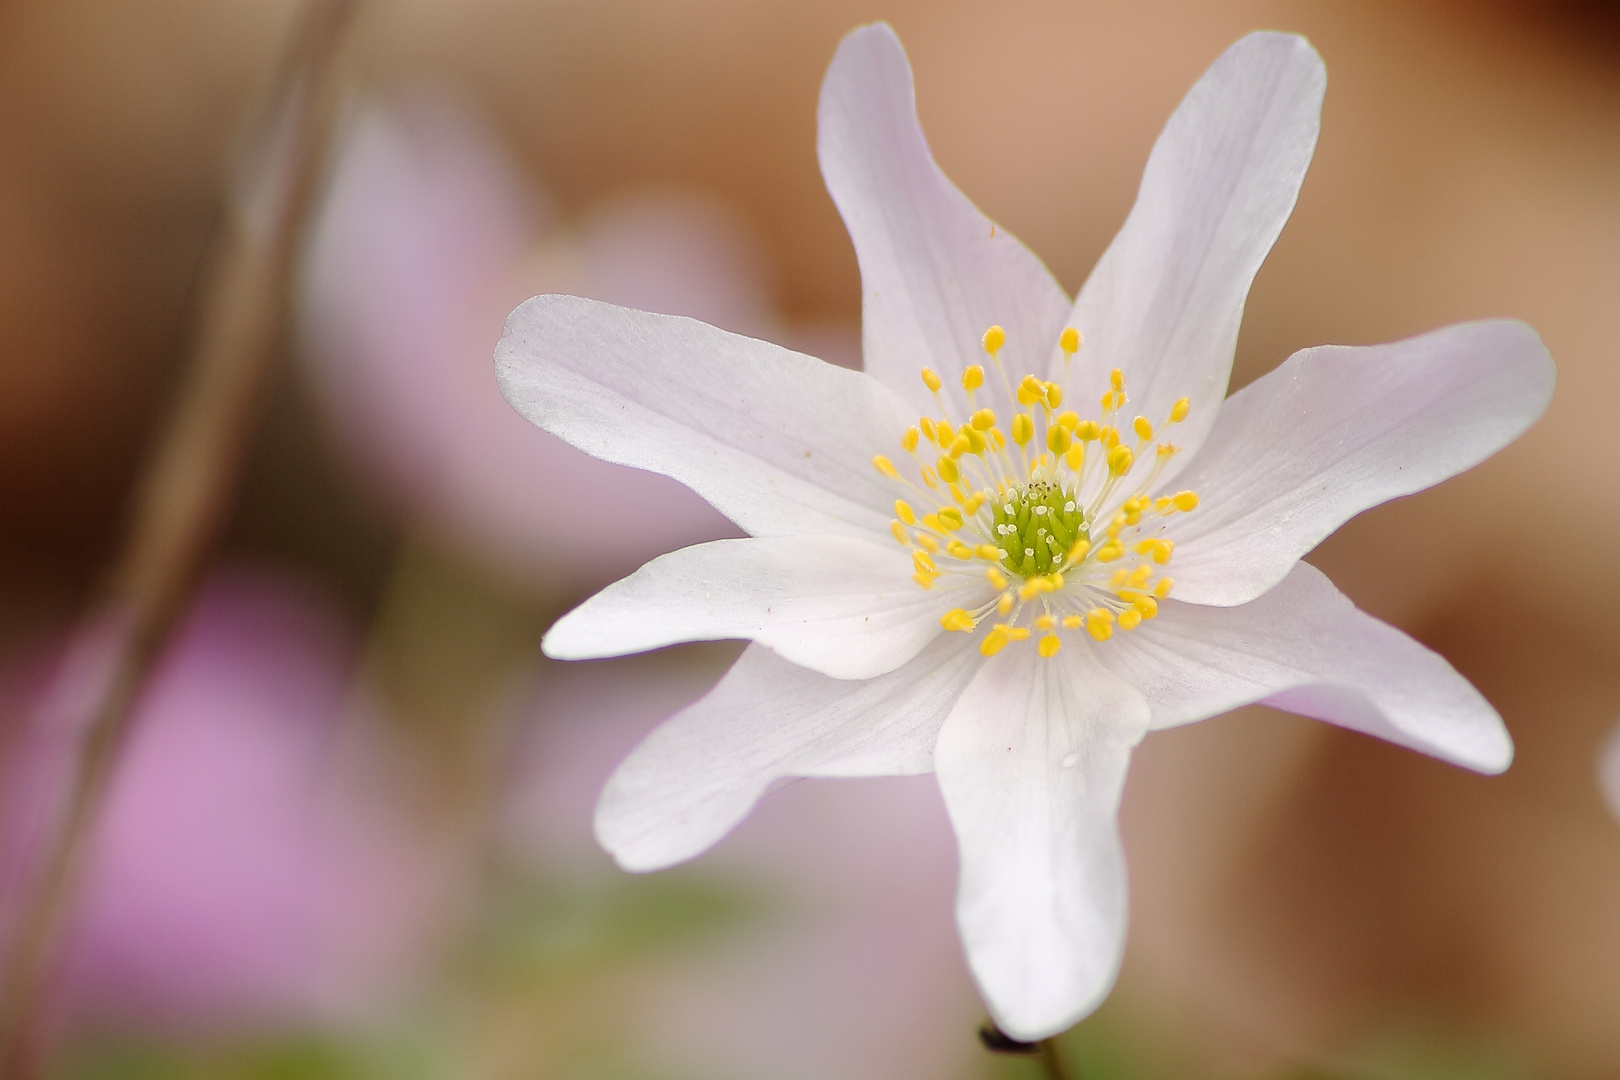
<box><xmin>1036</xmin><ymin>1036</ymin><xmax>1073</xmax><ymax>1080</ymax></box>
<box><xmin>979</xmin><ymin>1023</ymin><xmax>1077</xmax><ymax>1080</ymax></box>
<box><xmin>0</xmin><ymin>1</ymin><xmax>361</xmax><ymax>1072</ymax></box>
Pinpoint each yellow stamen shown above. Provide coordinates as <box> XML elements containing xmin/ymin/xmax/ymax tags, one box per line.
<box><xmin>980</xmin><ymin>626</ymin><xmax>1011</xmax><ymax>656</ymax></box>
<box><xmin>1133</xmin><ymin>416</ymin><xmax>1154</xmax><ymax>440</ymax></box>
<box><xmin>1010</xmin><ymin>414</ymin><xmax>1034</xmax><ymax>446</ymax></box>
<box><xmin>890</xmin><ymin>520</ymin><xmax>909</xmax><ymax>546</ymax></box>
<box><xmin>983</xmin><ymin>325</ymin><xmax>1006</xmax><ymax>356</ymax></box>
<box><xmin>1047</xmin><ymin>426</ymin><xmax>1072</xmax><ymax>455</ymax></box>
<box><xmin>1059</xmin><ymin>327</ymin><xmax>1081</xmax><ymax>355</ymax></box>
<box><xmin>1172</xmin><ymin>490</ymin><xmax>1199</xmax><ymax>512</ymax></box>
<box><xmin>986</xmin><ymin>566</ymin><xmax>1007</xmax><ymax>589</ymax></box>
<box><xmin>894</xmin><ymin>500</ymin><xmax>916</xmax><ymax>525</ymax></box>
<box><xmin>1085</xmin><ymin>608</ymin><xmax>1114</xmax><ymax>641</ymax></box>
<box><xmin>921</xmin><ymin>368</ymin><xmax>942</xmax><ymax>392</ymax></box>
<box><xmin>1038</xmin><ymin>633</ymin><xmax>1063</xmax><ymax>658</ymax></box>
<box><xmin>1170</xmin><ymin>397</ymin><xmax>1190</xmax><ymax>423</ymax></box>
<box><xmin>873</xmin><ymin>455</ymin><xmax>899</xmax><ymax>479</ymax></box>
<box><xmin>941</xmin><ymin>608</ymin><xmax>975</xmax><ymax>632</ymax></box>
<box><xmin>902</xmin><ymin>426</ymin><xmax>919</xmax><ymax>452</ymax></box>
<box><xmin>962</xmin><ymin>365</ymin><xmax>985</xmax><ymax>392</ymax></box>
<box><xmin>1118</xmin><ymin>609</ymin><xmax>1142</xmax><ymax>631</ymax></box>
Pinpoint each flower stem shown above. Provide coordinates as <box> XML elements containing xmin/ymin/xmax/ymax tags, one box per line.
<box><xmin>0</xmin><ymin>1</ymin><xmax>362</xmax><ymax>1072</ymax></box>
<box><xmin>978</xmin><ymin>1023</ymin><xmax>1076</xmax><ymax>1080</ymax></box>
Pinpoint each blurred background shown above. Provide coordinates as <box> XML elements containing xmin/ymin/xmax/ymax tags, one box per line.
<box><xmin>2</xmin><ymin>0</ymin><xmax>1620</xmax><ymax>1077</ymax></box>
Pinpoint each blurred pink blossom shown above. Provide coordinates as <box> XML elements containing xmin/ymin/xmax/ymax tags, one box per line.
<box><xmin>502</xmin><ymin>653</ymin><xmax>988</xmax><ymax>1080</ymax></box>
<box><xmin>300</xmin><ymin>93</ymin><xmax>797</xmax><ymax>587</ymax></box>
<box><xmin>0</xmin><ymin>570</ymin><xmax>447</xmax><ymax>1035</ymax></box>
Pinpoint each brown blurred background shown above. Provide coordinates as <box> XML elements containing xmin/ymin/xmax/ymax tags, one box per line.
<box><xmin>3</xmin><ymin>0</ymin><xmax>1620</xmax><ymax>1077</ymax></box>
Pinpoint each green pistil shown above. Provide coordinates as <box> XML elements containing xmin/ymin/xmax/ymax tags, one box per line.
<box><xmin>991</xmin><ymin>480</ymin><xmax>1088</xmax><ymax>578</ymax></box>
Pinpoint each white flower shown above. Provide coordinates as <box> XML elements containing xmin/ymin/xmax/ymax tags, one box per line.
<box><xmin>495</xmin><ymin>24</ymin><xmax>1555</xmax><ymax>1039</ymax></box>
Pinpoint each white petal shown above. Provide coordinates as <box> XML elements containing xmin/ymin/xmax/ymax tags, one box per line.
<box><xmin>596</xmin><ymin>637</ymin><xmax>982</xmax><ymax>871</ymax></box>
<box><xmin>496</xmin><ymin>294</ymin><xmax>916</xmax><ymax>541</ymax></box>
<box><xmin>1100</xmin><ymin>562</ymin><xmax>1511</xmax><ymax>773</ymax></box>
<box><xmin>1061</xmin><ymin>32</ymin><xmax>1324</xmax><ymax>472</ymax></box>
<box><xmin>543</xmin><ymin>534</ymin><xmax>969</xmax><ymax>680</ymax></box>
<box><xmin>1168</xmin><ymin>320</ymin><xmax>1556</xmax><ymax>606</ymax></box>
<box><xmin>818</xmin><ymin>23</ymin><xmax>1071</xmax><ymax>413</ymax></box>
<box><xmin>935</xmin><ymin>642</ymin><xmax>1150</xmax><ymax>1040</ymax></box>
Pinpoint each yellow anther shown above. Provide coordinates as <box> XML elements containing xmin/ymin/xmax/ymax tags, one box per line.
<box><xmin>913</xmin><ymin>571</ymin><xmax>937</xmax><ymax>589</ymax></box>
<box><xmin>1044</xmin><ymin>382</ymin><xmax>1063</xmax><ymax>408</ymax></box>
<box><xmin>913</xmin><ymin>551</ymin><xmax>936</xmax><ymax>573</ymax></box>
<box><xmin>971</xmin><ymin>407</ymin><xmax>997</xmax><ymax>430</ymax></box>
<box><xmin>1047</xmin><ymin>426</ymin><xmax>1072</xmax><ymax>455</ymax></box>
<box><xmin>983</xmin><ymin>325</ymin><xmax>1006</xmax><ymax>356</ymax></box>
<box><xmin>919</xmin><ymin>417</ymin><xmax>937</xmax><ymax>441</ymax></box>
<box><xmin>1062</xmin><ymin>614</ymin><xmax>1083</xmax><ymax>630</ymax></box>
<box><xmin>997</xmin><ymin>593</ymin><xmax>1015</xmax><ymax>616</ymax></box>
<box><xmin>1066</xmin><ymin>538</ymin><xmax>1091</xmax><ymax>563</ymax></box>
<box><xmin>964</xmin><ymin>493</ymin><xmax>986</xmax><ymax>514</ymax></box>
<box><xmin>1017</xmin><ymin>376</ymin><xmax>1043</xmax><ymax>406</ymax></box>
<box><xmin>922</xmin><ymin>513</ymin><xmax>944</xmax><ymax>532</ymax></box>
<box><xmin>1064</xmin><ymin>444</ymin><xmax>1084</xmax><ymax>470</ymax></box>
<box><xmin>894</xmin><ymin>500</ymin><xmax>916</xmax><ymax>525</ymax></box>
<box><xmin>1074</xmin><ymin>420</ymin><xmax>1099</xmax><ymax>442</ymax></box>
<box><xmin>921</xmin><ymin>467</ymin><xmax>939</xmax><ymax>490</ymax></box>
<box><xmin>1153</xmin><ymin>577</ymin><xmax>1174</xmax><ymax>598</ymax></box>
<box><xmin>1037</xmin><ymin>634</ymin><xmax>1063</xmax><ymax>658</ymax></box>
<box><xmin>937</xmin><ymin>506</ymin><xmax>964</xmax><ymax>529</ymax></box>
<box><xmin>1133</xmin><ymin>596</ymin><xmax>1158</xmax><ymax>619</ymax></box>
<box><xmin>1010</xmin><ymin>414</ymin><xmax>1034</xmax><ymax>446</ymax></box>
<box><xmin>1059</xmin><ymin>327</ymin><xmax>1081</xmax><ymax>355</ymax></box>
<box><xmin>937</xmin><ymin>457</ymin><xmax>961</xmax><ymax>484</ymax></box>
<box><xmin>1134</xmin><ymin>539</ymin><xmax>1173</xmax><ymax>565</ymax></box>
<box><xmin>1018</xmin><ymin>579</ymin><xmax>1044</xmax><ymax>602</ymax></box>
<box><xmin>962</xmin><ymin>426</ymin><xmax>987</xmax><ymax>454</ymax></box>
<box><xmin>873</xmin><ymin>455</ymin><xmax>899</xmax><ymax>479</ymax></box>
<box><xmin>986</xmin><ymin>566</ymin><xmax>1008</xmax><ymax>589</ymax></box>
<box><xmin>1156</xmin><ymin>443</ymin><xmax>1179</xmax><ymax>459</ymax></box>
<box><xmin>1154</xmin><ymin>496</ymin><xmax>1174</xmax><ymax>513</ymax></box>
<box><xmin>947</xmin><ymin>540</ymin><xmax>973</xmax><ymax>559</ymax></box>
<box><xmin>921</xmin><ymin>368</ymin><xmax>943</xmax><ymax>392</ymax></box>
<box><xmin>890</xmin><ymin>520</ymin><xmax>909</xmax><ymax>546</ymax></box>
<box><xmin>941</xmin><ymin>608</ymin><xmax>976</xmax><ymax>633</ymax></box>
<box><xmin>1107</xmin><ymin>445</ymin><xmax>1135</xmax><ymax>477</ymax></box>
<box><xmin>1049</xmin><ymin>571</ymin><xmax>1064</xmax><ymax>589</ymax></box>
<box><xmin>1096</xmin><ymin>540</ymin><xmax>1124</xmax><ymax>562</ymax></box>
<box><xmin>1056</xmin><ymin>410</ymin><xmax>1079</xmax><ymax>430</ymax></box>
<box><xmin>949</xmin><ymin>434</ymin><xmax>970</xmax><ymax>459</ymax></box>
<box><xmin>1034</xmin><ymin>614</ymin><xmax>1057</xmax><ymax>631</ymax></box>
<box><xmin>990</xmin><ymin>429</ymin><xmax>1006</xmax><ymax>450</ymax></box>
<box><xmin>998</xmin><ymin>624</ymin><xmax>1031</xmax><ymax>642</ymax></box>
<box><xmin>1086</xmin><ymin>608</ymin><xmax>1115</xmax><ymax>641</ymax></box>
<box><xmin>1118</xmin><ymin>609</ymin><xmax>1142</xmax><ymax>631</ymax></box>
<box><xmin>1170</xmin><ymin>397</ymin><xmax>1190</xmax><ymax>423</ymax></box>
<box><xmin>1101</xmin><ymin>426</ymin><xmax>1120</xmax><ymax>448</ymax></box>
<box><xmin>1110</xmin><ymin>569</ymin><xmax>1129</xmax><ymax>588</ymax></box>
<box><xmin>902</xmin><ymin>426</ymin><xmax>920</xmax><ymax>452</ymax></box>
<box><xmin>1133</xmin><ymin>416</ymin><xmax>1154</xmax><ymax>441</ymax></box>
<box><xmin>962</xmin><ymin>365</ymin><xmax>985</xmax><ymax>392</ymax></box>
<box><xmin>1172</xmin><ymin>490</ymin><xmax>1200</xmax><ymax>512</ymax></box>
<box><xmin>980</xmin><ymin>626</ymin><xmax>1011</xmax><ymax>656</ymax></box>
<box><xmin>1110</xmin><ymin>368</ymin><xmax>1125</xmax><ymax>392</ymax></box>
<box><xmin>978</xmin><ymin>545</ymin><xmax>1003</xmax><ymax>562</ymax></box>
<box><xmin>916</xmin><ymin>533</ymin><xmax>939</xmax><ymax>553</ymax></box>
<box><xmin>1128</xmin><ymin>564</ymin><xmax>1153</xmax><ymax>588</ymax></box>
